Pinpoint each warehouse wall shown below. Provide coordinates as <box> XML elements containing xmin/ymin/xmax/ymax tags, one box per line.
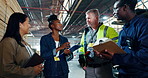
<box><xmin>0</xmin><ymin>0</ymin><xmax>23</xmax><ymax>40</ymax></box>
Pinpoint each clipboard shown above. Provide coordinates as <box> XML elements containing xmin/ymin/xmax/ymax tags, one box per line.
<box><xmin>93</xmin><ymin>41</ymin><xmax>126</xmax><ymax>54</ymax></box>
<box><xmin>23</xmin><ymin>53</ymin><xmax>44</xmax><ymax>68</ymax></box>
<box><xmin>69</xmin><ymin>45</ymin><xmax>81</xmax><ymax>52</ymax></box>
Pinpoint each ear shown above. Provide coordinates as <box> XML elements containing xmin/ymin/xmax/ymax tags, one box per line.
<box><xmin>19</xmin><ymin>22</ymin><xmax>23</xmax><ymax>27</ymax></box>
<box><xmin>123</xmin><ymin>4</ymin><xmax>129</xmax><ymax>11</ymax></box>
<box><xmin>50</xmin><ymin>24</ymin><xmax>54</xmax><ymax>29</ymax></box>
<box><xmin>96</xmin><ymin>16</ymin><xmax>99</xmax><ymax>20</ymax></box>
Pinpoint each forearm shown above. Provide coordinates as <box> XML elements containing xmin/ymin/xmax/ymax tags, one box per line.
<box><xmin>2</xmin><ymin>63</ymin><xmax>35</xmax><ymax>78</ymax></box>
<box><xmin>56</xmin><ymin>47</ymin><xmax>63</xmax><ymax>52</ymax></box>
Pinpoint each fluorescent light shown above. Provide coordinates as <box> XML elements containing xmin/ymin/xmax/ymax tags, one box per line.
<box><xmin>72</xmin><ymin>36</ymin><xmax>76</xmax><ymax>38</ymax></box>
<box><xmin>102</xmin><ymin>16</ymin><xmax>108</xmax><ymax>20</ymax></box>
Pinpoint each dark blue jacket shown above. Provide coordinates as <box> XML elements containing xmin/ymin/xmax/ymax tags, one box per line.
<box><xmin>112</xmin><ymin>15</ymin><xmax>148</xmax><ymax>77</ymax></box>
<box><xmin>40</xmin><ymin>33</ymin><xmax>71</xmax><ymax>77</ymax></box>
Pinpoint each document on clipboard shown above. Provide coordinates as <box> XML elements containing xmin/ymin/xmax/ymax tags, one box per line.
<box><xmin>23</xmin><ymin>53</ymin><xmax>44</xmax><ymax>68</ymax></box>
<box><xmin>93</xmin><ymin>41</ymin><xmax>126</xmax><ymax>54</ymax></box>
<box><xmin>69</xmin><ymin>45</ymin><xmax>81</xmax><ymax>52</ymax></box>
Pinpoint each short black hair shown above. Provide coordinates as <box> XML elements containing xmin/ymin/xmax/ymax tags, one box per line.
<box><xmin>117</xmin><ymin>0</ymin><xmax>137</xmax><ymax>11</ymax></box>
<box><xmin>47</xmin><ymin>14</ymin><xmax>58</xmax><ymax>30</ymax></box>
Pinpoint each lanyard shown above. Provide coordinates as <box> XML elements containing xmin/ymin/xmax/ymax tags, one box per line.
<box><xmin>84</xmin><ymin>23</ymin><xmax>104</xmax><ymax>52</ymax></box>
<box><xmin>88</xmin><ymin>28</ymin><xmax>99</xmax><ymax>43</ymax></box>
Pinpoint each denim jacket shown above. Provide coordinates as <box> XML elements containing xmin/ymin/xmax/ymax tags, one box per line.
<box><xmin>112</xmin><ymin>15</ymin><xmax>148</xmax><ymax>77</ymax></box>
<box><xmin>40</xmin><ymin>33</ymin><xmax>72</xmax><ymax>76</ymax></box>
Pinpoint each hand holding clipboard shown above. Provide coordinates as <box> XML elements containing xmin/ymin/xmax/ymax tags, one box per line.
<box><xmin>23</xmin><ymin>53</ymin><xmax>44</xmax><ymax>68</ymax></box>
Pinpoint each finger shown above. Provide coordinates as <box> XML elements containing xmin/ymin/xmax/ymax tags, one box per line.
<box><xmin>65</xmin><ymin>42</ymin><xmax>70</xmax><ymax>45</ymax></box>
<box><xmin>105</xmin><ymin>49</ymin><xmax>108</xmax><ymax>52</ymax></box>
<box><xmin>99</xmin><ymin>54</ymin><xmax>103</xmax><ymax>58</ymax></box>
<box><xmin>101</xmin><ymin>53</ymin><xmax>112</xmax><ymax>59</ymax></box>
<box><xmin>67</xmin><ymin>42</ymin><xmax>70</xmax><ymax>44</ymax></box>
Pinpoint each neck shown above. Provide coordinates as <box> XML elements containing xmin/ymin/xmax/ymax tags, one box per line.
<box><xmin>91</xmin><ymin>23</ymin><xmax>99</xmax><ymax>30</ymax></box>
<box><xmin>52</xmin><ymin>30</ymin><xmax>60</xmax><ymax>41</ymax></box>
<box><xmin>19</xmin><ymin>31</ymin><xmax>24</xmax><ymax>39</ymax></box>
<box><xmin>52</xmin><ymin>30</ymin><xmax>59</xmax><ymax>35</ymax></box>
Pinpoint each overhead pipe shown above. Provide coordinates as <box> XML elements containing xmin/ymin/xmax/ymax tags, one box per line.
<box><xmin>21</xmin><ymin>6</ymin><xmax>85</xmax><ymax>13</ymax></box>
<box><xmin>58</xmin><ymin>0</ymin><xmax>69</xmax><ymax>12</ymax></box>
<box><xmin>62</xmin><ymin>0</ymin><xmax>83</xmax><ymax>31</ymax></box>
<box><xmin>39</xmin><ymin>0</ymin><xmax>44</xmax><ymax>23</ymax></box>
<box><xmin>62</xmin><ymin>0</ymin><xmax>83</xmax><ymax>35</ymax></box>
<box><xmin>140</xmin><ymin>0</ymin><xmax>148</xmax><ymax>9</ymax></box>
<box><xmin>70</xmin><ymin>0</ymin><xmax>95</xmax><ymax>25</ymax></box>
<box><xmin>64</xmin><ymin>0</ymin><xmax>95</xmax><ymax>35</ymax></box>
<box><xmin>67</xmin><ymin>0</ymin><xmax>114</xmax><ymax>36</ymax></box>
<box><xmin>57</xmin><ymin>0</ymin><xmax>69</xmax><ymax>22</ymax></box>
<box><xmin>62</xmin><ymin>0</ymin><xmax>78</xmax><ymax>19</ymax></box>
<box><xmin>72</xmin><ymin>0</ymin><xmax>114</xmax><ymax>28</ymax></box>
<box><xmin>23</xmin><ymin>0</ymin><xmax>43</xmax><ymax>25</ymax></box>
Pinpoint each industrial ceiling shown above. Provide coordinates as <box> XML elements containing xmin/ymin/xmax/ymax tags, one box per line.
<box><xmin>17</xmin><ymin>0</ymin><xmax>147</xmax><ymax>38</ymax></box>
<box><xmin>17</xmin><ymin>0</ymin><xmax>116</xmax><ymax>38</ymax></box>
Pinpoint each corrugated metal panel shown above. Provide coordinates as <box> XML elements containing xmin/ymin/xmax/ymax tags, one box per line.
<box><xmin>0</xmin><ymin>0</ymin><xmax>23</xmax><ymax>40</ymax></box>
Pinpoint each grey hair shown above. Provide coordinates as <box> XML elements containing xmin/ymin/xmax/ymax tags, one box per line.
<box><xmin>85</xmin><ymin>9</ymin><xmax>100</xmax><ymax>17</ymax></box>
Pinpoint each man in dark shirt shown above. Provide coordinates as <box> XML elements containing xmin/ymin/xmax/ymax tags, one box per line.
<box><xmin>100</xmin><ymin>0</ymin><xmax>148</xmax><ymax>78</ymax></box>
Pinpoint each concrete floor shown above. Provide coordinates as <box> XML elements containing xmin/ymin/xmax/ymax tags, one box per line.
<box><xmin>68</xmin><ymin>52</ymin><xmax>85</xmax><ymax>78</ymax></box>
<box><xmin>38</xmin><ymin>52</ymin><xmax>85</xmax><ymax>78</ymax></box>
<box><xmin>68</xmin><ymin>51</ymin><xmax>118</xmax><ymax>78</ymax></box>
<box><xmin>38</xmin><ymin>51</ymin><xmax>118</xmax><ymax>78</ymax></box>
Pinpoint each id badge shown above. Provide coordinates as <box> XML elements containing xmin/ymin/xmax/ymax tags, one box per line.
<box><xmin>88</xmin><ymin>43</ymin><xmax>94</xmax><ymax>47</ymax></box>
<box><xmin>54</xmin><ymin>56</ymin><xmax>60</xmax><ymax>61</ymax></box>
